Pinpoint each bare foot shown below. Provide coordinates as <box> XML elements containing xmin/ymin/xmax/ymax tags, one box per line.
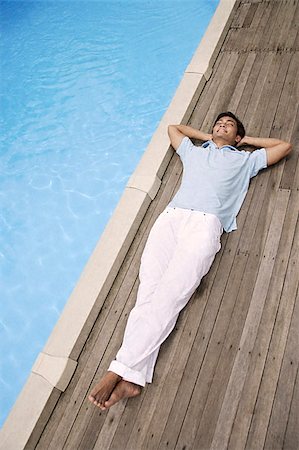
<box><xmin>104</xmin><ymin>380</ymin><xmax>141</xmax><ymax>409</ymax></box>
<box><xmin>88</xmin><ymin>372</ymin><xmax>122</xmax><ymax>410</ymax></box>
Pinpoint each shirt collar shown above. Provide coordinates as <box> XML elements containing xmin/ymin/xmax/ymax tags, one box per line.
<box><xmin>202</xmin><ymin>140</ymin><xmax>237</xmax><ymax>151</ymax></box>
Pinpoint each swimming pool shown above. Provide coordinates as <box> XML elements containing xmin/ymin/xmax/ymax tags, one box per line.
<box><xmin>0</xmin><ymin>0</ymin><xmax>218</xmax><ymax>426</ymax></box>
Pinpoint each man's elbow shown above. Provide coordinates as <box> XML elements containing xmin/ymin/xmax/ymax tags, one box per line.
<box><xmin>280</xmin><ymin>142</ymin><xmax>292</xmax><ymax>163</ymax></box>
<box><xmin>168</xmin><ymin>125</ymin><xmax>183</xmax><ymax>151</ymax></box>
<box><xmin>280</xmin><ymin>141</ymin><xmax>292</xmax><ymax>158</ymax></box>
<box><xmin>285</xmin><ymin>142</ymin><xmax>292</xmax><ymax>156</ymax></box>
<box><xmin>168</xmin><ymin>124</ymin><xmax>178</xmax><ymax>136</ymax></box>
<box><xmin>266</xmin><ymin>141</ymin><xmax>292</xmax><ymax>166</ymax></box>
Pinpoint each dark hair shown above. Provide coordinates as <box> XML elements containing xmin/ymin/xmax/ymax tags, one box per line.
<box><xmin>214</xmin><ymin>111</ymin><xmax>245</xmax><ymax>139</ymax></box>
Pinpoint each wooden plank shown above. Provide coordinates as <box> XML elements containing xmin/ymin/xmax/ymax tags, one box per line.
<box><xmin>209</xmin><ymin>188</ymin><xmax>290</xmax><ymax>450</ymax></box>
<box><xmin>93</xmin><ymin>400</ymin><xmax>127</xmax><ymax>450</ymax></box>
<box><xmin>253</xmin><ymin>1</ymin><xmax>283</xmax><ymax>52</ymax></box>
<box><xmin>227</xmin><ymin>51</ymin><xmax>257</xmax><ymax>113</ymax></box>
<box><xmin>285</xmin><ymin>1</ymin><xmax>299</xmax><ymax>50</ymax></box>
<box><xmin>250</xmin><ymin>1</ymin><xmax>270</xmax><ymax>29</ymax></box>
<box><xmin>240</xmin><ymin>48</ymin><xmax>296</xmax><ymax>210</ymax></box>
<box><xmin>240</xmin><ymin>0</ymin><xmax>263</xmax><ymax>3</ymax></box>
<box><xmin>242</xmin><ymin>2</ymin><xmax>259</xmax><ymax>27</ymax></box>
<box><xmin>190</xmin><ymin>48</ymin><xmax>225</xmax><ymax>124</ymax></box>
<box><xmin>245</xmin><ymin>52</ymin><xmax>288</xmax><ymax>136</ymax></box>
<box><xmin>227</xmin><ymin>188</ymin><xmax>299</xmax><ymax>450</ymax></box>
<box><xmin>223</xmin><ymin>0</ymin><xmax>268</xmax><ymax>53</ymax></box>
<box><xmin>178</xmin><ymin>257</ymin><xmax>255</xmax><ymax>450</ymax></box>
<box><xmin>272</xmin><ymin>53</ymin><xmax>299</xmax><ymax>141</ymax></box>
<box><xmin>241</xmin><ymin>52</ymin><xmax>277</xmax><ymax>127</ymax></box>
<box><xmin>261</xmin><ymin>0</ymin><xmax>298</xmax><ymax>51</ymax></box>
<box><xmin>231</xmin><ymin>2</ymin><xmax>252</xmax><ymax>28</ymax></box>
<box><xmin>277</xmin><ymin>52</ymin><xmax>299</xmax><ymax>188</ymax></box>
<box><xmin>233</xmin><ymin>48</ymin><xmax>292</xmax><ymax>244</ymax></box>
<box><xmin>289</xmin><ymin>132</ymin><xmax>299</xmax><ymax>192</ymax></box>
<box><xmin>245</xmin><ymin>204</ymin><xmax>299</xmax><ymax>449</ymax></box>
<box><xmin>223</xmin><ymin>27</ymin><xmax>256</xmax><ymax>52</ymax></box>
<box><xmin>279</xmin><ymin>99</ymin><xmax>299</xmax><ymax>191</ymax></box>
<box><xmin>260</xmin><ymin>53</ymin><xmax>292</xmax><ymax>137</ymax></box>
<box><xmin>283</xmin><ymin>367</ymin><xmax>299</xmax><ymax>450</ymax></box>
<box><xmin>264</xmin><ymin>286</ymin><xmax>299</xmax><ymax>449</ymax></box>
<box><xmin>202</xmin><ymin>53</ymin><xmax>250</xmax><ymax>131</ymax></box>
<box><xmin>295</xmin><ymin>28</ymin><xmax>299</xmax><ymax>52</ymax></box>
<box><xmin>190</xmin><ymin>51</ymin><xmax>233</xmax><ymax>130</ymax></box>
<box><xmin>265</xmin><ymin>1</ymin><xmax>294</xmax><ymax>51</ymax></box>
<box><xmin>223</xmin><ymin>1</ymin><xmax>274</xmax><ymax>52</ymax></box>
<box><xmin>277</xmin><ymin>1</ymin><xmax>298</xmax><ymax>51</ymax></box>
<box><xmin>235</xmin><ymin>52</ymin><xmax>267</xmax><ymax>120</ymax></box>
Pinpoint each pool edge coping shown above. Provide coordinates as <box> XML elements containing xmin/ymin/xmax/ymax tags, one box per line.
<box><xmin>0</xmin><ymin>1</ymin><xmax>239</xmax><ymax>448</ymax></box>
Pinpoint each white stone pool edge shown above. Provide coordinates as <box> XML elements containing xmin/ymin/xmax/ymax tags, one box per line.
<box><xmin>0</xmin><ymin>1</ymin><xmax>239</xmax><ymax>448</ymax></box>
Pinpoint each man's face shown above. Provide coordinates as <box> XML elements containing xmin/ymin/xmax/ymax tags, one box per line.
<box><xmin>212</xmin><ymin>116</ymin><xmax>241</xmax><ymax>145</ymax></box>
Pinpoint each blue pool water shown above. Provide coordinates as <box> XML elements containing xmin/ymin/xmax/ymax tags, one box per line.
<box><xmin>0</xmin><ymin>0</ymin><xmax>218</xmax><ymax>426</ymax></box>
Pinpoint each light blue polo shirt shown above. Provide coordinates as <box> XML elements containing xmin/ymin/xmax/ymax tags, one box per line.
<box><xmin>168</xmin><ymin>137</ymin><xmax>268</xmax><ymax>232</ymax></box>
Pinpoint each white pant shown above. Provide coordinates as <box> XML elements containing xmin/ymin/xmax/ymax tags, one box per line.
<box><xmin>108</xmin><ymin>207</ymin><xmax>222</xmax><ymax>386</ymax></box>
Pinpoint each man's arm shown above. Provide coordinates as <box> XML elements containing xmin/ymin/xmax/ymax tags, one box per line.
<box><xmin>239</xmin><ymin>135</ymin><xmax>292</xmax><ymax>166</ymax></box>
<box><xmin>168</xmin><ymin>124</ymin><xmax>212</xmax><ymax>151</ymax></box>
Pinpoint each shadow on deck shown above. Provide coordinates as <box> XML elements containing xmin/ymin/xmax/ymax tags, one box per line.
<box><xmin>32</xmin><ymin>1</ymin><xmax>299</xmax><ymax>449</ymax></box>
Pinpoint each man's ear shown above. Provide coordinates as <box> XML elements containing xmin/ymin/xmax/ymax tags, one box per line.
<box><xmin>235</xmin><ymin>135</ymin><xmax>242</xmax><ymax>144</ymax></box>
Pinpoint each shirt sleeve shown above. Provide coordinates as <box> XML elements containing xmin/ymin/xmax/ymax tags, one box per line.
<box><xmin>248</xmin><ymin>148</ymin><xmax>268</xmax><ymax>178</ymax></box>
<box><xmin>176</xmin><ymin>136</ymin><xmax>196</xmax><ymax>160</ymax></box>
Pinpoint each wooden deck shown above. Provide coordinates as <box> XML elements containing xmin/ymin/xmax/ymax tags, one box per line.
<box><xmin>34</xmin><ymin>1</ymin><xmax>299</xmax><ymax>449</ymax></box>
